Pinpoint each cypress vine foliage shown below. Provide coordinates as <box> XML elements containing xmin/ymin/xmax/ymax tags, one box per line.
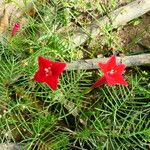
<box><xmin>0</xmin><ymin>1</ymin><xmax>150</xmax><ymax>149</ymax></box>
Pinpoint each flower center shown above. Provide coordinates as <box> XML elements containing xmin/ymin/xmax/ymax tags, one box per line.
<box><xmin>108</xmin><ymin>69</ymin><xmax>115</xmax><ymax>75</ymax></box>
<box><xmin>44</xmin><ymin>67</ymin><xmax>52</xmax><ymax>76</ymax></box>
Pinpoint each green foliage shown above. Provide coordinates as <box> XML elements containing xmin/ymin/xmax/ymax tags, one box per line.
<box><xmin>89</xmin><ymin>75</ymin><xmax>150</xmax><ymax>149</ymax></box>
<box><xmin>0</xmin><ymin>0</ymin><xmax>149</xmax><ymax>149</ymax></box>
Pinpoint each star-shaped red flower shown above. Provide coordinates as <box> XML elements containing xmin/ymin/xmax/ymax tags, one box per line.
<box><xmin>33</xmin><ymin>56</ymin><xmax>66</xmax><ymax>90</ymax></box>
<box><xmin>92</xmin><ymin>55</ymin><xmax>128</xmax><ymax>88</ymax></box>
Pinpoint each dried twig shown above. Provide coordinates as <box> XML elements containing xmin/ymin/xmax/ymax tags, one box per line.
<box><xmin>66</xmin><ymin>54</ymin><xmax>150</xmax><ymax>70</ymax></box>
<box><xmin>0</xmin><ymin>144</ymin><xmax>21</xmax><ymax>150</ymax></box>
<box><xmin>68</xmin><ymin>0</ymin><xmax>150</xmax><ymax>48</ymax></box>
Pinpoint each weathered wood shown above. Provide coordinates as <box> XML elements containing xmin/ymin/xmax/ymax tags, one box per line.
<box><xmin>68</xmin><ymin>0</ymin><xmax>150</xmax><ymax>48</ymax></box>
<box><xmin>66</xmin><ymin>54</ymin><xmax>150</xmax><ymax>70</ymax></box>
<box><xmin>0</xmin><ymin>144</ymin><xmax>21</xmax><ymax>150</ymax></box>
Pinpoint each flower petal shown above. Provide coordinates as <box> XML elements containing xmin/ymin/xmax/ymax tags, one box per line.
<box><xmin>52</xmin><ymin>62</ymin><xmax>66</xmax><ymax>76</ymax></box>
<box><xmin>98</xmin><ymin>63</ymin><xmax>107</xmax><ymax>74</ymax></box>
<box><xmin>107</xmin><ymin>55</ymin><xmax>116</xmax><ymax>71</ymax></box>
<box><xmin>113</xmin><ymin>74</ymin><xmax>128</xmax><ymax>86</ymax></box>
<box><xmin>114</xmin><ymin>64</ymin><xmax>126</xmax><ymax>74</ymax></box>
<box><xmin>33</xmin><ymin>68</ymin><xmax>47</xmax><ymax>82</ymax></box>
<box><xmin>105</xmin><ymin>74</ymin><xmax>116</xmax><ymax>86</ymax></box>
<box><xmin>46</xmin><ymin>76</ymin><xmax>59</xmax><ymax>90</ymax></box>
<box><xmin>92</xmin><ymin>76</ymin><xmax>106</xmax><ymax>89</ymax></box>
<box><xmin>105</xmin><ymin>74</ymin><xmax>128</xmax><ymax>86</ymax></box>
<box><xmin>94</xmin><ymin>55</ymin><xmax>128</xmax><ymax>88</ymax></box>
<box><xmin>38</xmin><ymin>56</ymin><xmax>53</xmax><ymax>69</ymax></box>
<box><xmin>33</xmin><ymin>57</ymin><xmax>66</xmax><ymax>90</ymax></box>
<box><xmin>98</xmin><ymin>55</ymin><xmax>117</xmax><ymax>74</ymax></box>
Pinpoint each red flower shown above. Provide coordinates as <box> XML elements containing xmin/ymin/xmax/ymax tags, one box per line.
<box><xmin>12</xmin><ymin>22</ymin><xmax>21</xmax><ymax>36</ymax></box>
<box><xmin>33</xmin><ymin>56</ymin><xmax>66</xmax><ymax>90</ymax></box>
<box><xmin>92</xmin><ymin>55</ymin><xmax>128</xmax><ymax>88</ymax></box>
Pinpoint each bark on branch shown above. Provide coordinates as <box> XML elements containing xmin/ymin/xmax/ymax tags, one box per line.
<box><xmin>68</xmin><ymin>0</ymin><xmax>150</xmax><ymax>48</ymax></box>
<box><xmin>66</xmin><ymin>54</ymin><xmax>150</xmax><ymax>70</ymax></box>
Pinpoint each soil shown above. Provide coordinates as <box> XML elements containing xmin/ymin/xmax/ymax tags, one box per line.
<box><xmin>86</xmin><ymin>12</ymin><xmax>150</xmax><ymax>58</ymax></box>
<box><xmin>115</xmin><ymin>12</ymin><xmax>150</xmax><ymax>53</ymax></box>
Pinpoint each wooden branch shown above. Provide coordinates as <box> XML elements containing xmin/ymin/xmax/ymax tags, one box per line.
<box><xmin>0</xmin><ymin>144</ymin><xmax>21</xmax><ymax>150</ymax></box>
<box><xmin>68</xmin><ymin>0</ymin><xmax>150</xmax><ymax>48</ymax></box>
<box><xmin>66</xmin><ymin>54</ymin><xmax>150</xmax><ymax>70</ymax></box>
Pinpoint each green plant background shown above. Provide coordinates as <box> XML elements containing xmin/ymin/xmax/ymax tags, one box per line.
<box><xmin>0</xmin><ymin>0</ymin><xmax>150</xmax><ymax>149</ymax></box>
